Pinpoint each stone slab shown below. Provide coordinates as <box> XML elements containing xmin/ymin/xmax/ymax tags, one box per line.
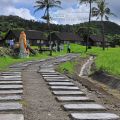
<box><xmin>44</xmin><ymin>77</ymin><xmax>65</xmax><ymax>79</ymax></box>
<box><xmin>56</xmin><ymin>96</ymin><xmax>93</xmax><ymax>102</ymax></box>
<box><xmin>70</xmin><ymin>113</ymin><xmax>119</xmax><ymax>120</ymax></box>
<box><xmin>0</xmin><ymin>78</ymin><xmax>21</xmax><ymax>81</ymax></box>
<box><xmin>0</xmin><ymin>114</ymin><xmax>24</xmax><ymax>120</ymax></box>
<box><xmin>39</xmin><ymin>70</ymin><xmax>55</xmax><ymax>73</ymax></box>
<box><xmin>0</xmin><ymin>81</ymin><xmax>22</xmax><ymax>84</ymax></box>
<box><xmin>41</xmin><ymin>73</ymin><xmax>59</xmax><ymax>75</ymax></box>
<box><xmin>42</xmin><ymin>75</ymin><xmax>62</xmax><ymax>77</ymax></box>
<box><xmin>0</xmin><ymin>102</ymin><xmax>22</xmax><ymax>111</ymax></box>
<box><xmin>50</xmin><ymin>86</ymin><xmax>80</xmax><ymax>91</ymax></box>
<box><xmin>63</xmin><ymin>104</ymin><xmax>105</xmax><ymax>111</ymax></box>
<box><xmin>0</xmin><ymin>95</ymin><xmax>22</xmax><ymax>101</ymax></box>
<box><xmin>52</xmin><ymin>91</ymin><xmax>85</xmax><ymax>96</ymax></box>
<box><xmin>0</xmin><ymin>90</ymin><xmax>23</xmax><ymax>94</ymax></box>
<box><xmin>46</xmin><ymin>79</ymin><xmax>70</xmax><ymax>82</ymax></box>
<box><xmin>48</xmin><ymin>82</ymin><xmax>74</xmax><ymax>86</ymax></box>
<box><xmin>0</xmin><ymin>76</ymin><xmax>21</xmax><ymax>78</ymax></box>
<box><xmin>0</xmin><ymin>85</ymin><xmax>23</xmax><ymax>90</ymax></box>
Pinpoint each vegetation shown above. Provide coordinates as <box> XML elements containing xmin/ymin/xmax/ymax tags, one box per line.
<box><xmin>34</xmin><ymin>0</ymin><xmax>61</xmax><ymax>56</ymax></box>
<box><xmin>92</xmin><ymin>0</ymin><xmax>115</xmax><ymax>50</ymax></box>
<box><xmin>57</xmin><ymin>44</ymin><xmax>120</xmax><ymax>77</ymax></box>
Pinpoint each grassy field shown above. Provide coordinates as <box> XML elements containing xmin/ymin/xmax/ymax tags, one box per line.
<box><xmin>58</xmin><ymin>44</ymin><xmax>120</xmax><ymax>77</ymax></box>
<box><xmin>0</xmin><ymin>44</ymin><xmax>120</xmax><ymax>77</ymax></box>
<box><xmin>0</xmin><ymin>50</ymin><xmax>67</xmax><ymax>71</ymax></box>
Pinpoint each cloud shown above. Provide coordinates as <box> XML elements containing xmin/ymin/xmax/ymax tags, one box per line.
<box><xmin>0</xmin><ymin>0</ymin><xmax>36</xmax><ymax>20</ymax></box>
<box><xmin>51</xmin><ymin>4</ymin><xmax>89</xmax><ymax>25</ymax></box>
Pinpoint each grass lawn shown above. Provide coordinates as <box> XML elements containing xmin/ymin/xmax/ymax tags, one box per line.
<box><xmin>58</xmin><ymin>44</ymin><xmax>120</xmax><ymax>77</ymax></box>
<box><xmin>0</xmin><ymin>50</ymin><xmax>67</xmax><ymax>71</ymax></box>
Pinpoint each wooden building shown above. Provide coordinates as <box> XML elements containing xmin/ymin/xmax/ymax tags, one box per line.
<box><xmin>4</xmin><ymin>30</ymin><xmax>47</xmax><ymax>46</ymax></box>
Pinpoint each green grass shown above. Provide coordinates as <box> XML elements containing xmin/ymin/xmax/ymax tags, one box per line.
<box><xmin>58</xmin><ymin>44</ymin><xmax>120</xmax><ymax>77</ymax></box>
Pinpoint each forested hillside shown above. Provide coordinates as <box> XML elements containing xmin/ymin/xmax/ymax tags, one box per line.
<box><xmin>0</xmin><ymin>15</ymin><xmax>120</xmax><ymax>37</ymax></box>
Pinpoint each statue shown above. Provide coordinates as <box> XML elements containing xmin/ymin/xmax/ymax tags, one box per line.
<box><xmin>19</xmin><ymin>31</ymin><xmax>29</xmax><ymax>58</ymax></box>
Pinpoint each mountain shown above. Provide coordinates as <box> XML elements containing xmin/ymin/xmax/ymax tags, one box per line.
<box><xmin>0</xmin><ymin>15</ymin><xmax>120</xmax><ymax>36</ymax></box>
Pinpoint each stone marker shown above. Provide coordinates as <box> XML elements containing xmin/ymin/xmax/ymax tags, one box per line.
<box><xmin>48</xmin><ymin>82</ymin><xmax>74</xmax><ymax>86</ymax></box>
<box><xmin>0</xmin><ymin>114</ymin><xmax>24</xmax><ymax>120</ymax></box>
<box><xmin>56</xmin><ymin>96</ymin><xmax>93</xmax><ymax>102</ymax></box>
<box><xmin>63</xmin><ymin>103</ymin><xmax>105</xmax><ymax>111</ymax></box>
<box><xmin>52</xmin><ymin>91</ymin><xmax>85</xmax><ymax>96</ymax></box>
<box><xmin>0</xmin><ymin>95</ymin><xmax>22</xmax><ymax>101</ymax></box>
<box><xmin>0</xmin><ymin>90</ymin><xmax>23</xmax><ymax>94</ymax></box>
<box><xmin>50</xmin><ymin>86</ymin><xmax>80</xmax><ymax>91</ymax></box>
<box><xmin>70</xmin><ymin>113</ymin><xmax>119</xmax><ymax>120</ymax></box>
<box><xmin>0</xmin><ymin>102</ymin><xmax>22</xmax><ymax>111</ymax></box>
<box><xmin>45</xmin><ymin>79</ymin><xmax>70</xmax><ymax>82</ymax></box>
<box><xmin>0</xmin><ymin>81</ymin><xmax>22</xmax><ymax>84</ymax></box>
<box><xmin>0</xmin><ymin>85</ymin><xmax>23</xmax><ymax>90</ymax></box>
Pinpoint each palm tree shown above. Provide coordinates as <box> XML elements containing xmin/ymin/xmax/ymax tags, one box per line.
<box><xmin>92</xmin><ymin>0</ymin><xmax>115</xmax><ymax>50</ymax></box>
<box><xmin>34</xmin><ymin>0</ymin><xmax>61</xmax><ymax>55</ymax></box>
<box><xmin>79</xmin><ymin>0</ymin><xmax>97</xmax><ymax>52</ymax></box>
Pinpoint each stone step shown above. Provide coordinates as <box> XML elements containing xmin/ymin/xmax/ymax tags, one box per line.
<box><xmin>39</xmin><ymin>70</ymin><xmax>55</xmax><ymax>73</ymax></box>
<box><xmin>0</xmin><ymin>78</ymin><xmax>21</xmax><ymax>81</ymax></box>
<box><xmin>0</xmin><ymin>95</ymin><xmax>22</xmax><ymax>101</ymax></box>
<box><xmin>41</xmin><ymin>73</ymin><xmax>60</xmax><ymax>75</ymax></box>
<box><xmin>0</xmin><ymin>81</ymin><xmax>22</xmax><ymax>84</ymax></box>
<box><xmin>1</xmin><ymin>72</ymin><xmax>21</xmax><ymax>74</ymax></box>
<box><xmin>56</xmin><ymin>96</ymin><xmax>94</xmax><ymax>102</ymax></box>
<box><xmin>52</xmin><ymin>91</ymin><xmax>85</xmax><ymax>96</ymax></box>
<box><xmin>42</xmin><ymin>75</ymin><xmax>63</xmax><ymax>77</ymax></box>
<box><xmin>0</xmin><ymin>76</ymin><xmax>21</xmax><ymax>78</ymax></box>
<box><xmin>70</xmin><ymin>113</ymin><xmax>119</xmax><ymax>120</ymax></box>
<box><xmin>48</xmin><ymin>82</ymin><xmax>74</xmax><ymax>86</ymax></box>
<box><xmin>0</xmin><ymin>90</ymin><xmax>23</xmax><ymax>94</ymax></box>
<box><xmin>44</xmin><ymin>77</ymin><xmax>65</xmax><ymax>79</ymax></box>
<box><xmin>0</xmin><ymin>102</ymin><xmax>22</xmax><ymax>111</ymax></box>
<box><xmin>50</xmin><ymin>86</ymin><xmax>80</xmax><ymax>91</ymax></box>
<box><xmin>45</xmin><ymin>79</ymin><xmax>71</xmax><ymax>82</ymax></box>
<box><xmin>63</xmin><ymin>103</ymin><xmax>106</xmax><ymax>111</ymax></box>
<box><xmin>0</xmin><ymin>85</ymin><xmax>23</xmax><ymax>90</ymax></box>
<box><xmin>0</xmin><ymin>114</ymin><xmax>24</xmax><ymax>120</ymax></box>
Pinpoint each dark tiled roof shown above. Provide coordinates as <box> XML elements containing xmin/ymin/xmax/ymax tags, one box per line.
<box><xmin>5</xmin><ymin>30</ymin><xmax>47</xmax><ymax>40</ymax></box>
<box><xmin>51</xmin><ymin>32</ymin><xmax>82</xmax><ymax>41</ymax></box>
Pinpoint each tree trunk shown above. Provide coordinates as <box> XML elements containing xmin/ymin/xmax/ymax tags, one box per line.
<box><xmin>47</xmin><ymin>0</ymin><xmax>52</xmax><ymax>56</ymax></box>
<box><xmin>101</xmin><ymin>17</ymin><xmax>105</xmax><ymax>50</ymax></box>
<box><xmin>86</xmin><ymin>0</ymin><xmax>92</xmax><ymax>52</ymax></box>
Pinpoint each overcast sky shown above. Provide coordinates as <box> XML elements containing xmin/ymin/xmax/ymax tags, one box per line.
<box><xmin>0</xmin><ymin>0</ymin><xmax>120</xmax><ymax>25</ymax></box>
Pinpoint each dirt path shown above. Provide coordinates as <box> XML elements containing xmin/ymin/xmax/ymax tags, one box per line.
<box><xmin>22</xmin><ymin>63</ymin><xmax>69</xmax><ymax>120</ymax></box>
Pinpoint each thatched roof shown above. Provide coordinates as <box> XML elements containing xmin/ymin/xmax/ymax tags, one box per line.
<box><xmin>4</xmin><ymin>30</ymin><xmax>47</xmax><ymax>40</ymax></box>
<box><xmin>50</xmin><ymin>32</ymin><xmax>82</xmax><ymax>41</ymax></box>
<box><xmin>89</xmin><ymin>35</ymin><xmax>108</xmax><ymax>42</ymax></box>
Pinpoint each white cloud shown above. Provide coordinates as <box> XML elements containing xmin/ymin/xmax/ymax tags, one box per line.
<box><xmin>51</xmin><ymin>4</ymin><xmax>89</xmax><ymax>25</ymax></box>
<box><xmin>0</xmin><ymin>0</ymin><xmax>36</xmax><ymax>20</ymax></box>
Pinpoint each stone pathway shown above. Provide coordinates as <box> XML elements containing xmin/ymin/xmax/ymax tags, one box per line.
<box><xmin>38</xmin><ymin>54</ymin><xmax>120</xmax><ymax>120</ymax></box>
<box><xmin>0</xmin><ymin>62</ymin><xmax>32</xmax><ymax>120</ymax></box>
<box><xmin>0</xmin><ymin>54</ymin><xmax>119</xmax><ymax>120</ymax></box>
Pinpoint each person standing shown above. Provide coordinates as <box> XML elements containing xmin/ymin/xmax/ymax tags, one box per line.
<box><xmin>67</xmin><ymin>43</ymin><xmax>71</xmax><ymax>53</ymax></box>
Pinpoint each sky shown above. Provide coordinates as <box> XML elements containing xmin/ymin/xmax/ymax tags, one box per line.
<box><xmin>0</xmin><ymin>0</ymin><xmax>120</xmax><ymax>25</ymax></box>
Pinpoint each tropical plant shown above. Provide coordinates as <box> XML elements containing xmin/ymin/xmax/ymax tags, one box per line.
<box><xmin>92</xmin><ymin>0</ymin><xmax>115</xmax><ymax>50</ymax></box>
<box><xmin>34</xmin><ymin>0</ymin><xmax>61</xmax><ymax>55</ymax></box>
<box><xmin>79</xmin><ymin>0</ymin><xmax>97</xmax><ymax>51</ymax></box>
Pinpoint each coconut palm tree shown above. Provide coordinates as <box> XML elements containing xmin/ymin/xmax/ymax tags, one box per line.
<box><xmin>79</xmin><ymin>0</ymin><xmax>97</xmax><ymax>52</ymax></box>
<box><xmin>92</xmin><ymin>0</ymin><xmax>115</xmax><ymax>50</ymax></box>
<box><xmin>34</xmin><ymin>0</ymin><xmax>61</xmax><ymax>55</ymax></box>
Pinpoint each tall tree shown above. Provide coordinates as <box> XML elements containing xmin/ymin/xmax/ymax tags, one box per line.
<box><xmin>79</xmin><ymin>0</ymin><xmax>97</xmax><ymax>51</ymax></box>
<box><xmin>92</xmin><ymin>0</ymin><xmax>115</xmax><ymax>50</ymax></box>
<box><xmin>34</xmin><ymin>0</ymin><xmax>61</xmax><ymax>55</ymax></box>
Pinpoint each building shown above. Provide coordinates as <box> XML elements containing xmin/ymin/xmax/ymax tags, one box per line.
<box><xmin>4</xmin><ymin>30</ymin><xmax>48</xmax><ymax>46</ymax></box>
<box><xmin>49</xmin><ymin>32</ymin><xmax>83</xmax><ymax>44</ymax></box>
